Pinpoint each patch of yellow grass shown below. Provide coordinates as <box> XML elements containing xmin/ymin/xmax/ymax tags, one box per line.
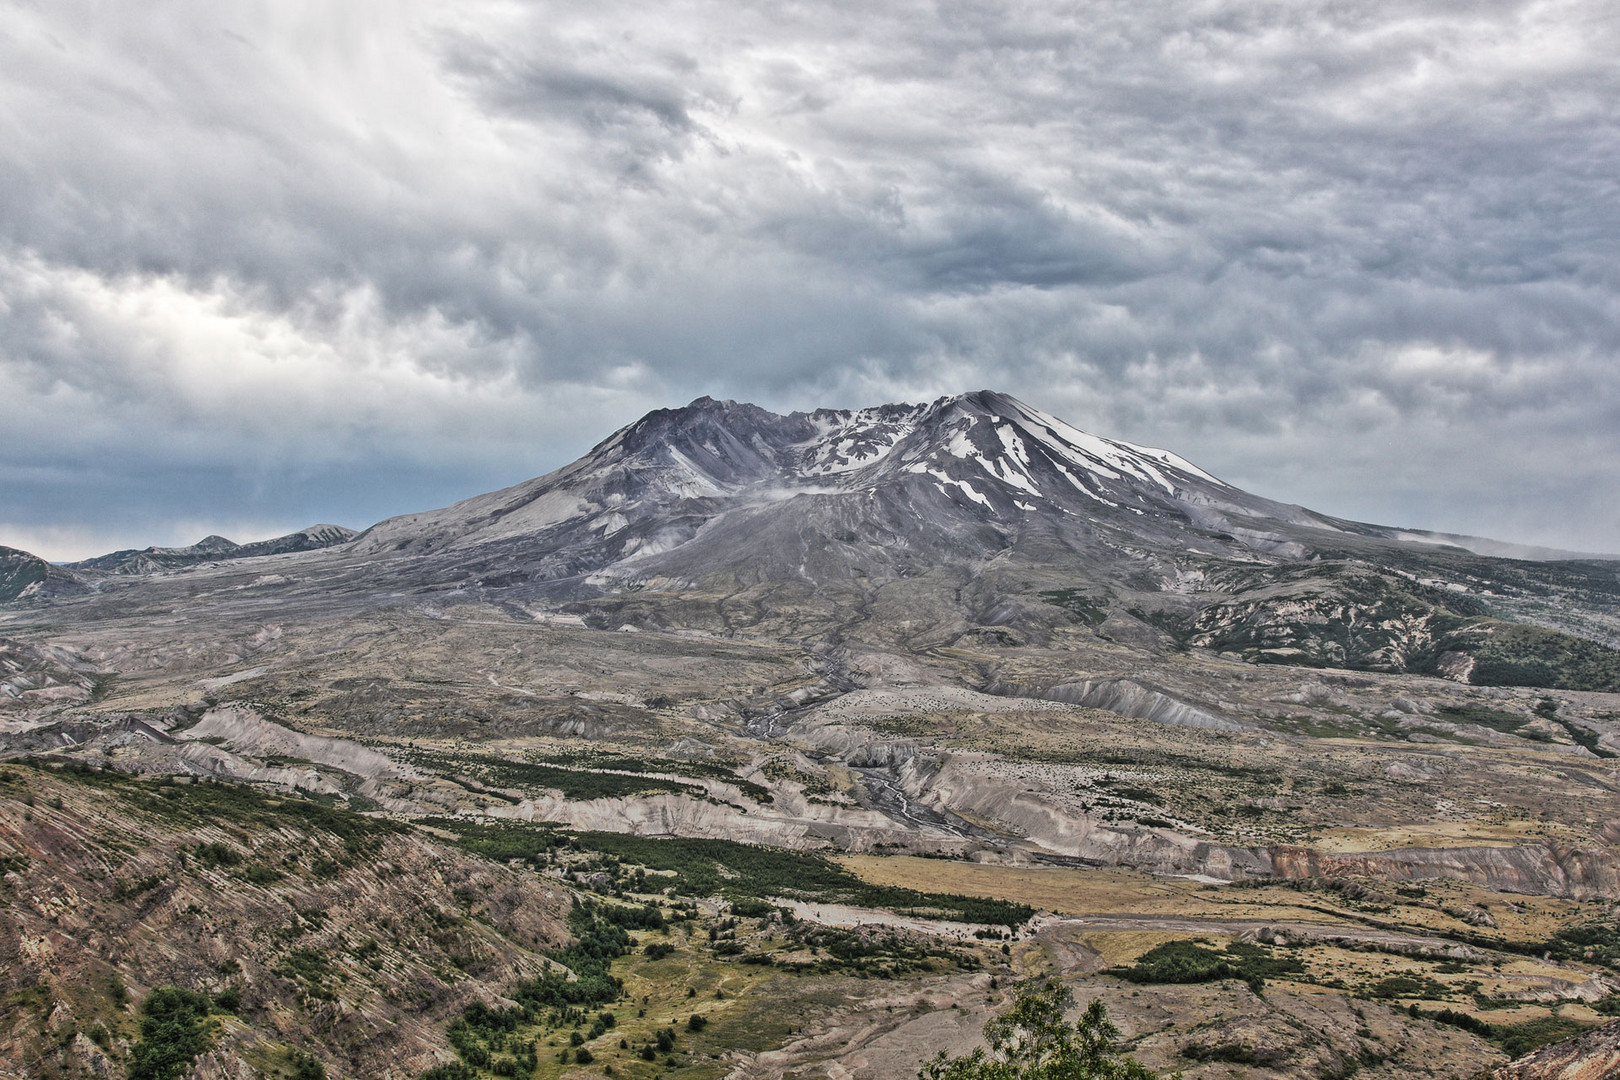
<box><xmin>1312</xmin><ymin>819</ymin><xmax>1568</xmax><ymax>852</ymax></box>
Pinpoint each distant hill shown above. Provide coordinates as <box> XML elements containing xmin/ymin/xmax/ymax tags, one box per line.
<box><xmin>68</xmin><ymin>524</ymin><xmax>357</xmax><ymax>575</ymax></box>
<box><xmin>0</xmin><ymin>546</ymin><xmax>89</xmax><ymax>602</ymax></box>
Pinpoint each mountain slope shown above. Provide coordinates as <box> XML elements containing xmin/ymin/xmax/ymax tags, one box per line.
<box><xmin>0</xmin><ymin>547</ymin><xmax>89</xmax><ymax>602</ymax></box>
<box><xmin>353</xmin><ymin>390</ymin><xmax>1339</xmax><ymax>582</ymax></box>
<box><xmin>342</xmin><ymin>391</ymin><xmax>1620</xmax><ymax>691</ymax></box>
<box><xmin>0</xmin><ymin>759</ymin><xmax>567</xmax><ymax>1080</ymax></box>
<box><xmin>13</xmin><ymin>392</ymin><xmax>1617</xmax><ymax>695</ymax></box>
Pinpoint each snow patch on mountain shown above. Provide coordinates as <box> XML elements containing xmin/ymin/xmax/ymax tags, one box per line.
<box><xmin>348</xmin><ymin>389</ymin><xmax>1261</xmax><ymax>577</ymax></box>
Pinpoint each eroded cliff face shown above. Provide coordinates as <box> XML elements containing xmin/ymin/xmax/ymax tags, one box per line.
<box><xmin>0</xmin><ymin>639</ymin><xmax>99</xmax><ymax>714</ymax></box>
<box><xmin>888</xmin><ymin>753</ymin><xmax>1266</xmax><ymax>878</ymax></box>
<box><xmin>984</xmin><ymin>677</ymin><xmax>1245</xmax><ymax>731</ymax></box>
<box><xmin>486</xmin><ymin>780</ymin><xmax>971</xmax><ymax>854</ymax></box>
<box><xmin>885</xmin><ymin>749</ymin><xmax>1620</xmax><ymax>898</ymax></box>
<box><xmin>1269</xmin><ymin>844</ymin><xmax>1620</xmax><ymax>901</ymax></box>
<box><xmin>0</xmin><ymin>761</ymin><xmax>568</xmax><ymax>1080</ymax></box>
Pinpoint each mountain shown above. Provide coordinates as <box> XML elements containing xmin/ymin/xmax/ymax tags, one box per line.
<box><xmin>69</xmin><ymin>523</ymin><xmax>358</xmax><ymax>575</ymax></box>
<box><xmin>352</xmin><ymin>387</ymin><xmax>1386</xmax><ymax>608</ymax></box>
<box><xmin>349</xmin><ymin>390</ymin><xmax>1620</xmax><ymax>692</ymax></box>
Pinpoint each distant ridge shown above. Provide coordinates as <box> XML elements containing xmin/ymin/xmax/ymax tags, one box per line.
<box><xmin>69</xmin><ymin>524</ymin><xmax>357</xmax><ymax>575</ymax></box>
<box><xmin>1389</xmin><ymin>529</ymin><xmax>1619</xmax><ymax>563</ymax></box>
<box><xmin>0</xmin><ymin>546</ymin><xmax>89</xmax><ymax>602</ymax></box>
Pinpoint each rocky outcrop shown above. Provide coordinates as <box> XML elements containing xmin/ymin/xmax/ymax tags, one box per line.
<box><xmin>894</xmin><ymin>754</ymin><xmax>1271</xmax><ymax>879</ymax></box>
<box><xmin>1242</xmin><ymin>925</ymin><xmax>1487</xmax><ymax>964</ymax></box>
<box><xmin>0</xmin><ymin>709</ymin><xmax>421</xmax><ymax>806</ymax></box>
<box><xmin>0</xmin><ymin>639</ymin><xmax>99</xmax><ymax>713</ymax></box>
<box><xmin>185</xmin><ymin>706</ymin><xmax>405</xmax><ymax>780</ymax></box>
<box><xmin>487</xmin><ymin>788</ymin><xmax>970</xmax><ymax>854</ymax></box>
<box><xmin>881</xmin><ymin>750</ymin><xmax>1620</xmax><ymax>897</ymax></box>
<box><xmin>984</xmin><ymin>677</ymin><xmax>1246</xmax><ymax>731</ymax></box>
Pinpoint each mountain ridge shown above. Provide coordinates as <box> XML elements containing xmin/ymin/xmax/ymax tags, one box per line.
<box><xmin>329</xmin><ymin>390</ymin><xmax>1620</xmax><ymax>692</ymax></box>
<box><xmin>67</xmin><ymin>523</ymin><xmax>358</xmax><ymax>575</ymax></box>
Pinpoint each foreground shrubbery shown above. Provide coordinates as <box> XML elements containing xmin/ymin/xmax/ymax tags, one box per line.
<box><xmin>920</xmin><ymin>980</ymin><xmax>1159</xmax><ymax>1079</ymax></box>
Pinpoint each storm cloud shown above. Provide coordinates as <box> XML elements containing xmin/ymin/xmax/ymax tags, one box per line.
<box><xmin>2</xmin><ymin>0</ymin><xmax>1616</xmax><ymax>557</ymax></box>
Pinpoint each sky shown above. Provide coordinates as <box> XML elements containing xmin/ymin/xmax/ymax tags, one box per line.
<box><xmin>2</xmin><ymin>0</ymin><xmax>1617</xmax><ymax>560</ymax></box>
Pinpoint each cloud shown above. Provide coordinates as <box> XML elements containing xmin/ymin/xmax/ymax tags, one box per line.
<box><xmin>1</xmin><ymin>0</ymin><xmax>1617</xmax><ymax>556</ymax></box>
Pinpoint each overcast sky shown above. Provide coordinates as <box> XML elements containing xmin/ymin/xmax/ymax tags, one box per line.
<box><xmin>2</xmin><ymin>0</ymin><xmax>1616</xmax><ymax>560</ymax></box>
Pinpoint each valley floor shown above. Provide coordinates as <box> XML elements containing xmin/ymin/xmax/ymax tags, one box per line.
<box><xmin>5</xmin><ymin>586</ymin><xmax>1620</xmax><ymax>1079</ymax></box>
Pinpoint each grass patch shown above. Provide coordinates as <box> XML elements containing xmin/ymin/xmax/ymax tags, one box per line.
<box><xmin>1463</xmin><ymin>623</ymin><xmax>1620</xmax><ymax>693</ymax></box>
<box><xmin>528</xmin><ymin>750</ymin><xmax>774</xmax><ymax>804</ymax></box>
<box><xmin>1406</xmin><ymin>1003</ymin><xmax>1493</xmax><ymax>1037</ymax></box>
<box><xmin>422</xmin><ymin>819</ymin><xmax>1032</xmax><ymax>926</ymax></box>
<box><xmin>512</xmin><ymin>899</ymin><xmax>660</xmax><ymax>1011</ymax></box>
<box><xmin>775</xmin><ymin>923</ymin><xmax>980</xmax><ymax>979</ymax></box>
<box><xmin>415</xmin><ymin>817</ymin><xmax>564</xmax><ymax>865</ymax></box>
<box><xmin>1038</xmin><ymin>588</ymin><xmax>1110</xmax><ymax>626</ymax></box>
<box><xmin>1537</xmin><ymin>919</ymin><xmax>1620</xmax><ymax>968</ymax></box>
<box><xmin>1363</xmin><ymin>973</ymin><xmax>1449</xmax><ymax>1001</ymax></box>
<box><xmin>275</xmin><ymin>946</ymin><xmax>339</xmax><ymax>1001</ymax></box>
<box><xmin>16</xmin><ymin>760</ymin><xmax>405</xmax><ymax>858</ymax></box>
<box><xmin>1432</xmin><ymin>705</ymin><xmax>1550</xmax><ymax>741</ymax></box>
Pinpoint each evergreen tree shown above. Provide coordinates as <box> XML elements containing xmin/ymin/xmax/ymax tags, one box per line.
<box><xmin>919</xmin><ymin>981</ymin><xmax>1163</xmax><ymax>1080</ymax></box>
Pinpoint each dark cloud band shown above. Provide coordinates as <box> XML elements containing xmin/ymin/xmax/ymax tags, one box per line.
<box><xmin>1</xmin><ymin>0</ymin><xmax>1615</xmax><ymax>558</ymax></box>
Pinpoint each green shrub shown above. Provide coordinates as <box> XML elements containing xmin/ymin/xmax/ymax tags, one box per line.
<box><xmin>419</xmin><ymin>1065</ymin><xmax>477</xmax><ymax>1080</ymax></box>
<box><xmin>129</xmin><ymin>987</ymin><xmax>215</xmax><ymax>1080</ymax></box>
<box><xmin>194</xmin><ymin>842</ymin><xmax>241</xmax><ymax>868</ymax></box>
<box><xmin>1495</xmin><ymin>1016</ymin><xmax>1590</xmax><ymax>1059</ymax></box>
<box><xmin>289</xmin><ymin>1050</ymin><xmax>327</xmax><ymax>1080</ymax></box>
<box><xmin>1365</xmin><ymin>974</ymin><xmax>1448</xmax><ymax>1000</ymax></box>
<box><xmin>1111</xmin><ymin>939</ymin><xmax>1302</xmax><ymax>993</ymax></box>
